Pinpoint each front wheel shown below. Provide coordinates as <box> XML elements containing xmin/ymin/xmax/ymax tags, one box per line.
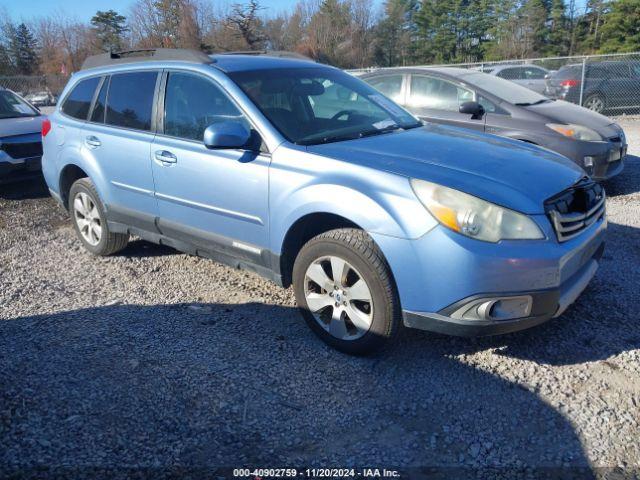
<box><xmin>292</xmin><ymin>228</ymin><xmax>401</xmax><ymax>355</ymax></box>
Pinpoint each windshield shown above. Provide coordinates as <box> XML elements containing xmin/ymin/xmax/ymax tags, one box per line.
<box><xmin>0</xmin><ymin>90</ymin><xmax>39</xmax><ymax>119</ymax></box>
<box><xmin>228</xmin><ymin>67</ymin><xmax>421</xmax><ymax>145</ymax></box>
<box><xmin>461</xmin><ymin>72</ymin><xmax>549</xmax><ymax>105</ymax></box>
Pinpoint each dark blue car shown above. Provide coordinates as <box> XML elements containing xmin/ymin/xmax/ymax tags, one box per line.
<box><xmin>0</xmin><ymin>87</ymin><xmax>44</xmax><ymax>182</ymax></box>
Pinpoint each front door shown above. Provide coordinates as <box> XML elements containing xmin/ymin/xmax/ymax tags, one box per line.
<box><xmin>406</xmin><ymin>74</ymin><xmax>485</xmax><ymax>132</ymax></box>
<box><xmin>151</xmin><ymin>70</ymin><xmax>270</xmax><ymax>258</ymax></box>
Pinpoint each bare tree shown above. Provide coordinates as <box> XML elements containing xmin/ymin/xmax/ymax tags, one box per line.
<box><xmin>225</xmin><ymin>0</ymin><xmax>266</xmax><ymax>50</ymax></box>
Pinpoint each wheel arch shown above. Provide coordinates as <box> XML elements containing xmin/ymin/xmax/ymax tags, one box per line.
<box><xmin>59</xmin><ymin>164</ymin><xmax>89</xmax><ymax>210</ymax></box>
<box><xmin>279</xmin><ymin>212</ymin><xmax>363</xmax><ymax>288</ymax></box>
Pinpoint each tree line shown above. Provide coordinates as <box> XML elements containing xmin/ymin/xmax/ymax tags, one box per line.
<box><xmin>1</xmin><ymin>0</ymin><xmax>639</xmax><ymax>76</ymax></box>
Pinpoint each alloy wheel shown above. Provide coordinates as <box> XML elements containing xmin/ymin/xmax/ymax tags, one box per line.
<box><xmin>303</xmin><ymin>255</ymin><xmax>374</xmax><ymax>340</ymax></box>
<box><xmin>73</xmin><ymin>192</ymin><xmax>102</xmax><ymax>246</ymax></box>
<box><xmin>584</xmin><ymin>96</ymin><xmax>604</xmax><ymax>113</ymax></box>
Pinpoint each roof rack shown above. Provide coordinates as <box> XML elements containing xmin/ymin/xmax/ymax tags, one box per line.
<box><xmin>216</xmin><ymin>50</ymin><xmax>313</xmax><ymax>61</ymax></box>
<box><xmin>81</xmin><ymin>48</ymin><xmax>213</xmax><ymax>70</ymax></box>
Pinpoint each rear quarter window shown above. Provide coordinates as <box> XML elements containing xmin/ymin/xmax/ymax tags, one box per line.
<box><xmin>105</xmin><ymin>71</ymin><xmax>158</xmax><ymax>131</ymax></box>
<box><xmin>554</xmin><ymin>66</ymin><xmax>581</xmax><ymax>79</ymax></box>
<box><xmin>61</xmin><ymin>77</ymin><xmax>101</xmax><ymax>120</ymax></box>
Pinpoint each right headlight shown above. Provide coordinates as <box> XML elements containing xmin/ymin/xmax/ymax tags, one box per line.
<box><xmin>411</xmin><ymin>179</ymin><xmax>544</xmax><ymax>243</ymax></box>
<box><xmin>546</xmin><ymin>123</ymin><xmax>602</xmax><ymax>142</ymax></box>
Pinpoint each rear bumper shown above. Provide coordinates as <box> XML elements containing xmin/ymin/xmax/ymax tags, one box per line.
<box><xmin>403</xmin><ymin>245</ymin><xmax>603</xmax><ymax>336</ymax></box>
<box><xmin>0</xmin><ymin>156</ymin><xmax>42</xmax><ymax>180</ymax></box>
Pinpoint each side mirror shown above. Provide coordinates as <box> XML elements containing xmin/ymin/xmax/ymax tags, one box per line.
<box><xmin>544</xmin><ymin>73</ymin><xmax>551</xmax><ymax>80</ymax></box>
<box><xmin>203</xmin><ymin>121</ymin><xmax>251</xmax><ymax>150</ymax></box>
<box><xmin>459</xmin><ymin>101</ymin><xmax>485</xmax><ymax>120</ymax></box>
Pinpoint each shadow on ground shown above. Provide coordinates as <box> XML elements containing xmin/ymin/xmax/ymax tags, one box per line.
<box><xmin>0</xmin><ymin>302</ymin><xmax>603</xmax><ymax>478</ymax></box>
<box><xmin>604</xmin><ymin>154</ymin><xmax>640</xmax><ymax>196</ymax></box>
<box><xmin>0</xmin><ymin>174</ymin><xmax>49</xmax><ymax>200</ymax></box>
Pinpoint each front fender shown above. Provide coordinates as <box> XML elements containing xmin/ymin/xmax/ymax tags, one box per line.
<box><xmin>268</xmin><ymin>148</ymin><xmax>436</xmax><ymax>254</ymax></box>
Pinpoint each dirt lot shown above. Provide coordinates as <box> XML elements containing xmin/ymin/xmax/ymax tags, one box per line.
<box><xmin>1</xmin><ymin>121</ymin><xmax>639</xmax><ymax>478</ymax></box>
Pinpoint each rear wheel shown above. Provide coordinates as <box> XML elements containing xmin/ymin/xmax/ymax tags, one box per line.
<box><xmin>583</xmin><ymin>93</ymin><xmax>605</xmax><ymax>113</ymax></box>
<box><xmin>292</xmin><ymin>228</ymin><xmax>401</xmax><ymax>355</ymax></box>
<box><xmin>69</xmin><ymin>178</ymin><xmax>129</xmax><ymax>256</ymax></box>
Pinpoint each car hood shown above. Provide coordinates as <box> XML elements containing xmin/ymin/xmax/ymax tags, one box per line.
<box><xmin>0</xmin><ymin>115</ymin><xmax>44</xmax><ymax>138</ymax></box>
<box><xmin>524</xmin><ymin>100</ymin><xmax>619</xmax><ymax>136</ymax></box>
<box><xmin>306</xmin><ymin>123</ymin><xmax>584</xmax><ymax>214</ymax></box>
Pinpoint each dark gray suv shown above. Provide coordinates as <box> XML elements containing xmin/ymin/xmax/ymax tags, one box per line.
<box><xmin>361</xmin><ymin>67</ymin><xmax>626</xmax><ymax>181</ymax></box>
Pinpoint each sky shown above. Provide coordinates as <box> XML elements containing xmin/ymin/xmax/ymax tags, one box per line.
<box><xmin>1</xmin><ymin>0</ymin><xmax>341</xmax><ymax>22</ymax></box>
<box><xmin>2</xmin><ymin>0</ymin><xmax>588</xmax><ymax>24</ymax></box>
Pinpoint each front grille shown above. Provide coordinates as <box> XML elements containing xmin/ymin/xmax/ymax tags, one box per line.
<box><xmin>1</xmin><ymin>141</ymin><xmax>42</xmax><ymax>160</ymax></box>
<box><xmin>545</xmin><ymin>177</ymin><xmax>606</xmax><ymax>242</ymax></box>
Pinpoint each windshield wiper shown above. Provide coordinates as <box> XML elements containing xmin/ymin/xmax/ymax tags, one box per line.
<box><xmin>515</xmin><ymin>99</ymin><xmax>550</xmax><ymax>106</ymax></box>
<box><xmin>299</xmin><ymin>124</ymin><xmax>401</xmax><ymax>146</ymax></box>
<box><xmin>360</xmin><ymin>124</ymin><xmax>402</xmax><ymax>137</ymax></box>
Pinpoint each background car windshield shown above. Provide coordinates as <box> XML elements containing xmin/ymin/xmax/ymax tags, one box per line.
<box><xmin>462</xmin><ymin>72</ymin><xmax>548</xmax><ymax>105</ymax></box>
<box><xmin>228</xmin><ymin>67</ymin><xmax>420</xmax><ymax>145</ymax></box>
<box><xmin>0</xmin><ymin>90</ymin><xmax>39</xmax><ymax>119</ymax></box>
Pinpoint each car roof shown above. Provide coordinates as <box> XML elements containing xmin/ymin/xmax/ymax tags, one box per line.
<box><xmin>490</xmin><ymin>64</ymin><xmax>548</xmax><ymax>72</ymax></box>
<box><xmin>362</xmin><ymin>66</ymin><xmax>487</xmax><ymax>79</ymax></box>
<box><xmin>80</xmin><ymin>48</ymin><xmax>318</xmax><ymax>74</ymax></box>
<box><xmin>362</xmin><ymin>66</ymin><xmax>471</xmax><ymax>77</ymax></box>
<box><xmin>211</xmin><ymin>54</ymin><xmax>319</xmax><ymax>72</ymax></box>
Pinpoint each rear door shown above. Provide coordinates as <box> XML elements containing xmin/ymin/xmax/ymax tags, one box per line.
<box><xmin>406</xmin><ymin>73</ymin><xmax>485</xmax><ymax>132</ymax></box>
<box><xmin>81</xmin><ymin>70</ymin><xmax>160</xmax><ymax>230</ymax></box>
<box><xmin>595</xmin><ymin>63</ymin><xmax>637</xmax><ymax>111</ymax></box>
<box><xmin>151</xmin><ymin>70</ymin><xmax>269</xmax><ymax>254</ymax></box>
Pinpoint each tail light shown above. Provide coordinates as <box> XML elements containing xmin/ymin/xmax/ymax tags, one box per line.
<box><xmin>41</xmin><ymin>118</ymin><xmax>51</xmax><ymax>137</ymax></box>
<box><xmin>560</xmin><ymin>79</ymin><xmax>580</xmax><ymax>88</ymax></box>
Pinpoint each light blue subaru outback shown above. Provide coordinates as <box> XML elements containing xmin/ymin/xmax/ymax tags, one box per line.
<box><xmin>42</xmin><ymin>49</ymin><xmax>606</xmax><ymax>355</ymax></box>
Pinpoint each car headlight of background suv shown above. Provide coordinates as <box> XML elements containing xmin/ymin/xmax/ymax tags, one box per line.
<box><xmin>546</xmin><ymin>123</ymin><xmax>602</xmax><ymax>142</ymax></box>
<box><xmin>411</xmin><ymin>179</ymin><xmax>544</xmax><ymax>243</ymax></box>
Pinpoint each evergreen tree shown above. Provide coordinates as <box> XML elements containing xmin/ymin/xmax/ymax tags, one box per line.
<box><xmin>8</xmin><ymin>23</ymin><xmax>38</xmax><ymax>75</ymax></box>
<box><xmin>547</xmin><ymin>0</ymin><xmax>570</xmax><ymax>55</ymax></box>
<box><xmin>374</xmin><ymin>0</ymin><xmax>417</xmax><ymax>66</ymax></box>
<box><xmin>598</xmin><ymin>0</ymin><xmax>640</xmax><ymax>52</ymax></box>
<box><xmin>0</xmin><ymin>44</ymin><xmax>12</xmax><ymax>75</ymax></box>
<box><xmin>91</xmin><ymin>10</ymin><xmax>128</xmax><ymax>52</ymax></box>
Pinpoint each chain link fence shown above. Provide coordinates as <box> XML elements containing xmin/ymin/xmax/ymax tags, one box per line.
<box><xmin>3</xmin><ymin>52</ymin><xmax>640</xmax><ymax>117</ymax></box>
<box><xmin>351</xmin><ymin>52</ymin><xmax>640</xmax><ymax>118</ymax></box>
<box><xmin>0</xmin><ymin>74</ymin><xmax>68</xmax><ymax>107</ymax></box>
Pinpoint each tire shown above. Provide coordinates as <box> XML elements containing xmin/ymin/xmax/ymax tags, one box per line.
<box><xmin>68</xmin><ymin>178</ymin><xmax>129</xmax><ymax>256</ymax></box>
<box><xmin>292</xmin><ymin>228</ymin><xmax>401</xmax><ymax>355</ymax></box>
<box><xmin>583</xmin><ymin>93</ymin><xmax>605</xmax><ymax>113</ymax></box>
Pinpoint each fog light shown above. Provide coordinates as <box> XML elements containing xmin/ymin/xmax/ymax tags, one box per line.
<box><xmin>450</xmin><ymin>295</ymin><xmax>533</xmax><ymax>321</ymax></box>
<box><xmin>584</xmin><ymin>156</ymin><xmax>595</xmax><ymax>168</ymax></box>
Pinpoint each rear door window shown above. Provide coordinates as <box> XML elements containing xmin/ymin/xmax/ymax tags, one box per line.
<box><xmin>105</xmin><ymin>71</ymin><xmax>158</xmax><ymax>131</ymax></box>
<box><xmin>366</xmin><ymin>75</ymin><xmax>404</xmax><ymax>103</ymax></box>
<box><xmin>62</xmin><ymin>77</ymin><xmax>101</xmax><ymax>120</ymax></box>
<box><xmin>497</xmin><ymin>68</ymin><xmax>523</xmax><ymax>80</ymax></box>
<box><xmin>409</xmin><ymin>75</ymin><xmax>474</xmax><ymax>111</ymax></box>
<box><xmin>523</xmin><ymin>67</ymin><xmax>546</xmax><ymax>79</ymax></box>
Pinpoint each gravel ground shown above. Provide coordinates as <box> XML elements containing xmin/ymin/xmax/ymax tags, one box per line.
<box><xmin>1</xmin><ymin>121</ymin><xmax>639</xmax><ymax>479</ymax></box>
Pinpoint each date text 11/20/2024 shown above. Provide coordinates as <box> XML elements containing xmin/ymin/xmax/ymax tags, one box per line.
<box><xmin>233</xmin><ymin>468</ymin><xmax>401</xmax><ymax>478</ymax></box>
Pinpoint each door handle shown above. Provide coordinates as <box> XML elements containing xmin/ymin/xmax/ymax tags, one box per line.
<box><xmin>154</xmin><ymin>150</ymin><xmax>177</xmax><ymax>164</ymax></box>
<box><xmin>85</xmin><ymin>136</ymin><xmax>101</xmax><ymax>148</ymax></box>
